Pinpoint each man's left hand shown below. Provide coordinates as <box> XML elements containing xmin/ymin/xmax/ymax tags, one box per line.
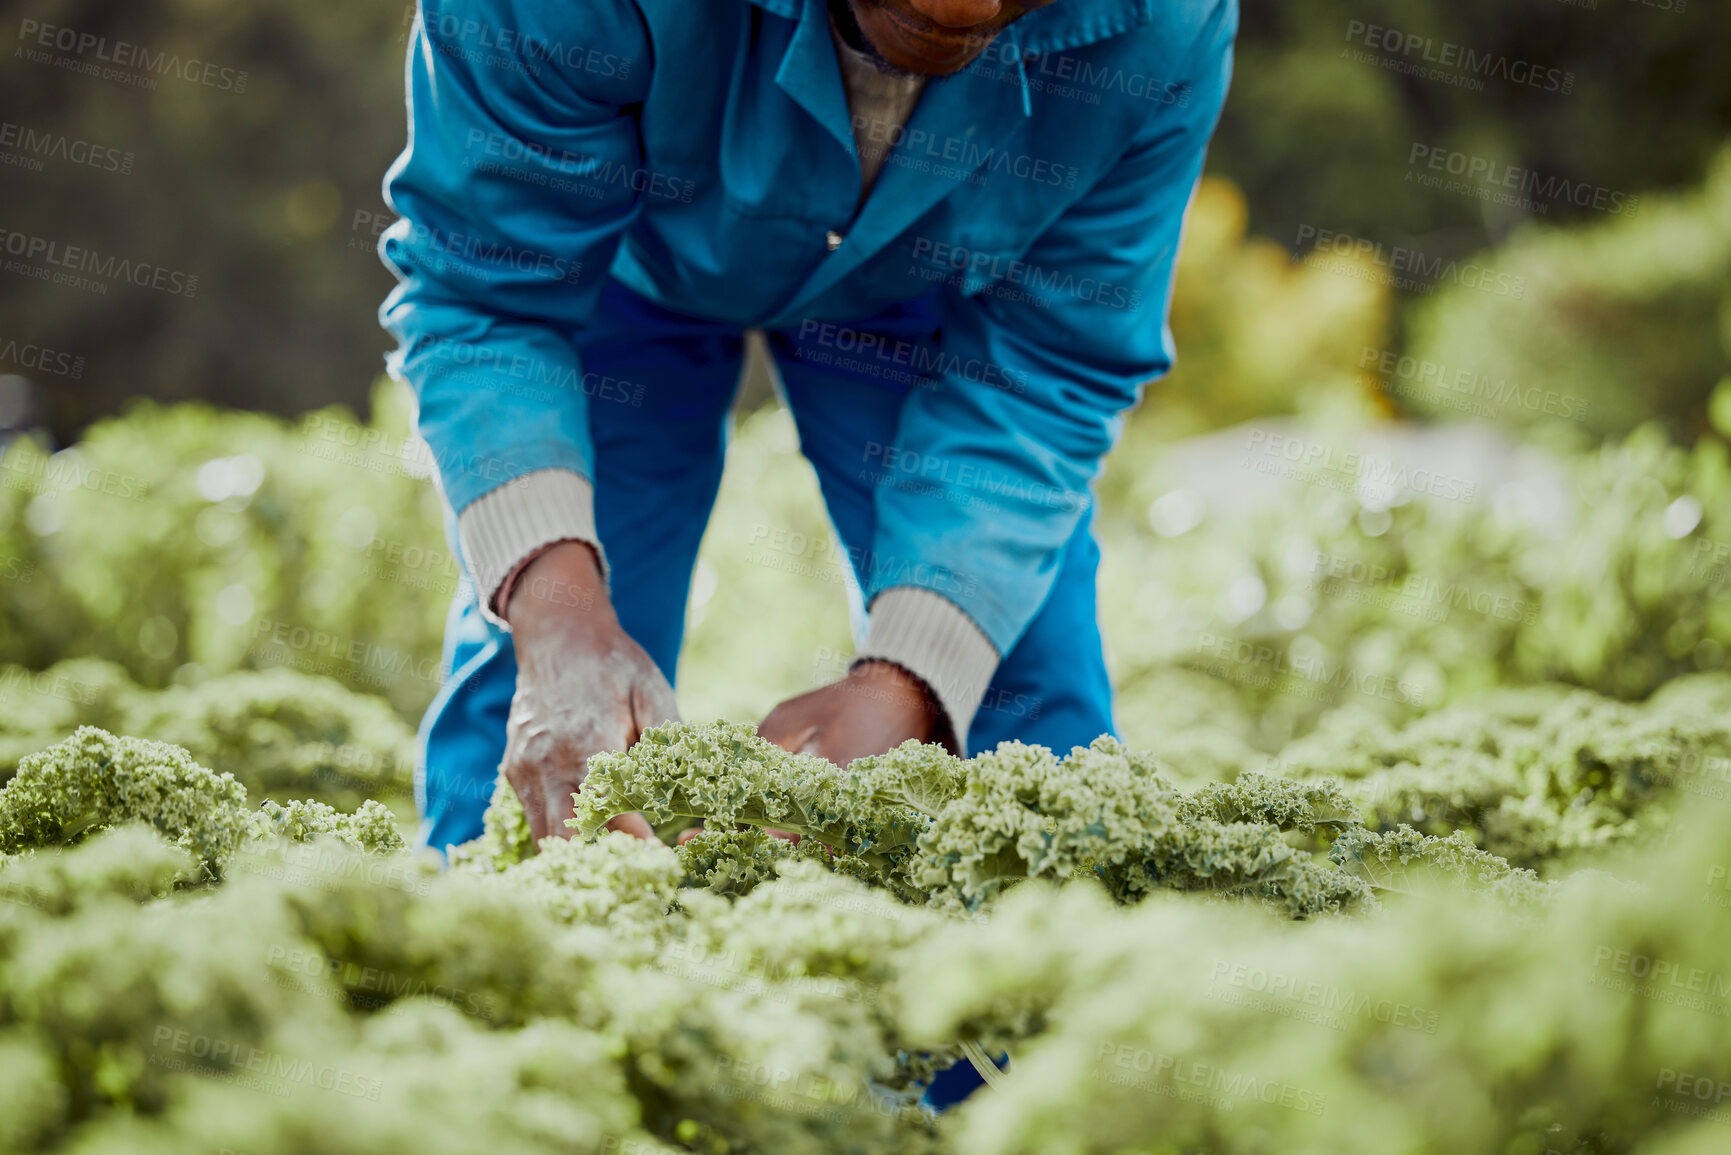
<box><xmin>674</xmin><ymin>661</ymin><xmax>945</xmax><ymax>847</ymax></box>
<box><xmin>758</xmin><ymin>659</ymin><xmax>945</xmax><ymax>765</ymax></box>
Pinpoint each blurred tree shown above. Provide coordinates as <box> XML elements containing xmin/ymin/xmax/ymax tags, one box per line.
<box><xmin>1214</xmin><ymin>0</ymin><xmax>1731</xmax><ymax>262</ymax></box>
<box><xmin>1126</xmin><ymin>176</ymin><xmax>1391</xmax><ymax>454</ymax></box>
<box><xmin>0</xmin><ymin>0</ymin><xmax>411</xmax><ymax>440</ymax></box>
<box><xmin>1</xmin><ymin>0</ymin><xmax>1726</xmax><ymax>436</ymax></box>
<box><xmin>1402</xmin><ymin>147</ymin><xmax>1731</xmax><ymax>439</ymax></box>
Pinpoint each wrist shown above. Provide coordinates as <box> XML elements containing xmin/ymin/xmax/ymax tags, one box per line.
<box><xmin>504</xmin><ymin>540</ymin><xmax>612</xmax><ymax>631</ymax></box>
<box><xmin>851</xmin><ymin>659</ymin><xmax>945</xmax><ymax>746</ymax></box>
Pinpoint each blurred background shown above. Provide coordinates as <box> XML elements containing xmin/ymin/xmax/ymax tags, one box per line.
<box><xmin>2</xmin><ymin>0</ymin><xmax>1730</xmax><ymax>816</ymax></box>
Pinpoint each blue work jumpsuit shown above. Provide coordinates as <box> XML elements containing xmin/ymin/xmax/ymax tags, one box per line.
<box><xmin>381</xmin><ymin>0</ymin><xmax>1235</xmax><ymax>854</ymax></box>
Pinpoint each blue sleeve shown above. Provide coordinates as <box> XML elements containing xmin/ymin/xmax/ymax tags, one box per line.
<box><xmin>377</xmin><ymin>0</ymin><xmax>650</xmax><ymax>514</ymax></box>
<box><xmin>865</xmin><ymin>4</ymin><xmax>1238</xmax><ymax>654</ymax></box>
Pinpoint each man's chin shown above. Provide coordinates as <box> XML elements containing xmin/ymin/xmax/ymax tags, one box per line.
<box><xmin>851</xmin><ymin>4</ymin><xmax>991</xmax><ymax>77</ymax></box>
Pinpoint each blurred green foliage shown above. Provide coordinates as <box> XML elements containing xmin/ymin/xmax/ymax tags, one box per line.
<box><xmin>1101</xmin><ymin>420</ymin><xmax>1731</xmax><ymax>758</ymax></box>
<box><xmin>3</xmin><ymin>0</ymin><xmax>1728</xmax><ymax>441</ymax></box>
<box><xmin>1128</xmin><ymin>178</ymin><xmax>1391</xmax><ymax>447</ymax></box>
<box><xmin>0</xmin><ymin>381</ymin><xmax>452</xmax><ymax>719</ymax></box>
<box><xmin>1219</xmin><ymin>0</ymin><xmax>1731</xmax><ymax>260</ymax></box>
<box><xmin>8</xmin><ymin>368</ymin><xmax>1731</xmax><ymax>778</ymax></box>
<box><xmin>1401</xmin><ymin>148</ymin><xmax>1731</xmax><ymax>439</ymax></box>
<box><xmin>0</xmin><ymin>658</ymin><xmax>416</xmax><ymax>812</ymax></box>
<box><xmin>0</xmin><ymin>0</ymin><xmax>410</xmax><ymax>437</ymax></box>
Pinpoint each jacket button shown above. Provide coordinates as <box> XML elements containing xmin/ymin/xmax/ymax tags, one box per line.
<box><xmin>825</xmin><ymin>229</ymin><xmax>844</xmax><ymax>252</ymax></box>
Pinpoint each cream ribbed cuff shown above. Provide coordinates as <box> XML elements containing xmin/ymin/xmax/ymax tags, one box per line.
<box><xmin>456</xmin><ymin>468</ymin><xmax>602</xmax><ymax>626</ymax></box>
<box><xmin>855</xmin><ymin>587</ymin><xmax>1000</xmax><ymax>754</ymax></box>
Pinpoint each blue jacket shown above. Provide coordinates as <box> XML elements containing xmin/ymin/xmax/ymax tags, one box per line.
<box><xmin>380</xmin><ymin>0</ymin><xmax>1236</xmax><ymax>659</ymax></box>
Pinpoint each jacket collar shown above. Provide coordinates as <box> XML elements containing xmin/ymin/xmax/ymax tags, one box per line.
<box><xmin>752</xmin><ymin>0</ymin><xmax>1158</xmax><ymax>313</ymax></box>
<box><xmin>739</xmin><ymin>0</ymin><xmax>1158</xmax><ymax>57</ymax></box>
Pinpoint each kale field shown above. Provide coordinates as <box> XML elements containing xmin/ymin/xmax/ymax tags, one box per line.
<box><xmin>1</xmin><ymin>374</ymin><xmax>1730</xmax><ymax>1154</ymax></box>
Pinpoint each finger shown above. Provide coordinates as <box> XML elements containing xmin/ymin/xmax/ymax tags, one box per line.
<box><xmin>629</xmin><ymin>668</ymin><xmax>682</xmax><ymax>740</ymax></box>
<box><xmin>542</xmin><ymin>776</ymin><xmax>581</xmax><ymax>840</ymax></box>
<box><xmin>764</xmin><ymin>827</ymin><xmax>802</xmax><ymax>844</ymax></box>
<box><xmin>676</xmin><ymin>824</ymin><xmax>706</xmax><ymax>846</ymax></box>
<box><xmin>758</xmin><ymin>711</ymin><xmax>819</xmax><ymax>756</ymax></box>
<box><xmin>509</xmin><ymin>770</ymin><xmax>548</xmax><ymax>842</ymax></box>
<box><xmin>604</xmin><ymin>810</ymin><xmax>658</xmax><ymax>841</ymax></box>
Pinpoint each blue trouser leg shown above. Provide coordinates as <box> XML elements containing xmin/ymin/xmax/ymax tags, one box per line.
<box><xmin>765</xmin><ymin>306</ymin><xmax>1114</xmax><ymax>1110</ymax></box>
<box><xmin>764</xmin><ymin>308</ymin><xmax>1116</xmax><ymax>758</ymax></box>
<box><xmin>419</xmin><ymin>282</ymin><xmax>1117</xmax><ymax>865</ymax></box>
<box><xmin>417</xmin><ymin>284</ymin><xmax>1112</xmax><ymax>1106</ymax></box>
<box><xmin>417</xmin><ymin>282</ymin><xmax>744</xmax><ymax>854</ymax></box>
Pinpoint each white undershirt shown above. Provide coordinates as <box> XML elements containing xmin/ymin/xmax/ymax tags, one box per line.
<box><xmin>831</xmin><ymin>20</ymin><xmax>927</xmax><ymax>205</ymax></box>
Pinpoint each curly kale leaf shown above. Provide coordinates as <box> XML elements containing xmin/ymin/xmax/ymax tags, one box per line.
<box><xmin>252</xmin><ymin>797</ymin><xmax>405</xmax><ymax>853</ymax></box>
<box><xmin>1175</xmin><ymin>773</ymin><xmax>1360</xmax><ymax>834</ymax></box>
<box><xmin>449</xmin><ymin>774</ymin><xmax>536</xmax><ymax>872</ymax></box>
<box><xmin>0</xmin><ymin>728</ymin><xmax>254</xmax><ymax>876</ymax></box>
<box><xmin>0</xmin><ymin>824</ymin><xmax>197</xmax><ymax>916</ymax></box>
<box><xmin>915</xmin><ymin>737</ymin><xmax>1373</xmax><ymax>917</ymax></box>
<box><xmin>914</xmin><ymin>738</ymin><xmax>1179</xmax><ymax>906</ymax></box>
<box><xmin>843</xmin><ymin>739</ymin><xmax>971</xmax><ymax>817</ymax></box>
<box><xmin>1277</xmin><ymin>680</ymin><xmax>1729</xmax><ymax>866</ymax></box>
<box><xmin>1329</xmin><ymin>823</ymin><xmax>1554</xmax><ymax>905</ymax></box>
<box><xmin>675</xmin><ymin>826</ymin><xmax>828</xmax><ymax>897</ymax></box>
<box><xmin>571</xmin><ymin>721</ymin><xmax>926</xmax><ymax>869</ymax></box>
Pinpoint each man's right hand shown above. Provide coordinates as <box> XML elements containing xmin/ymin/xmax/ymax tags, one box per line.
<box><xmin>501</xmin><ymin>541</ymin><xmax>675</xmax><ymax>843</ymax></box>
